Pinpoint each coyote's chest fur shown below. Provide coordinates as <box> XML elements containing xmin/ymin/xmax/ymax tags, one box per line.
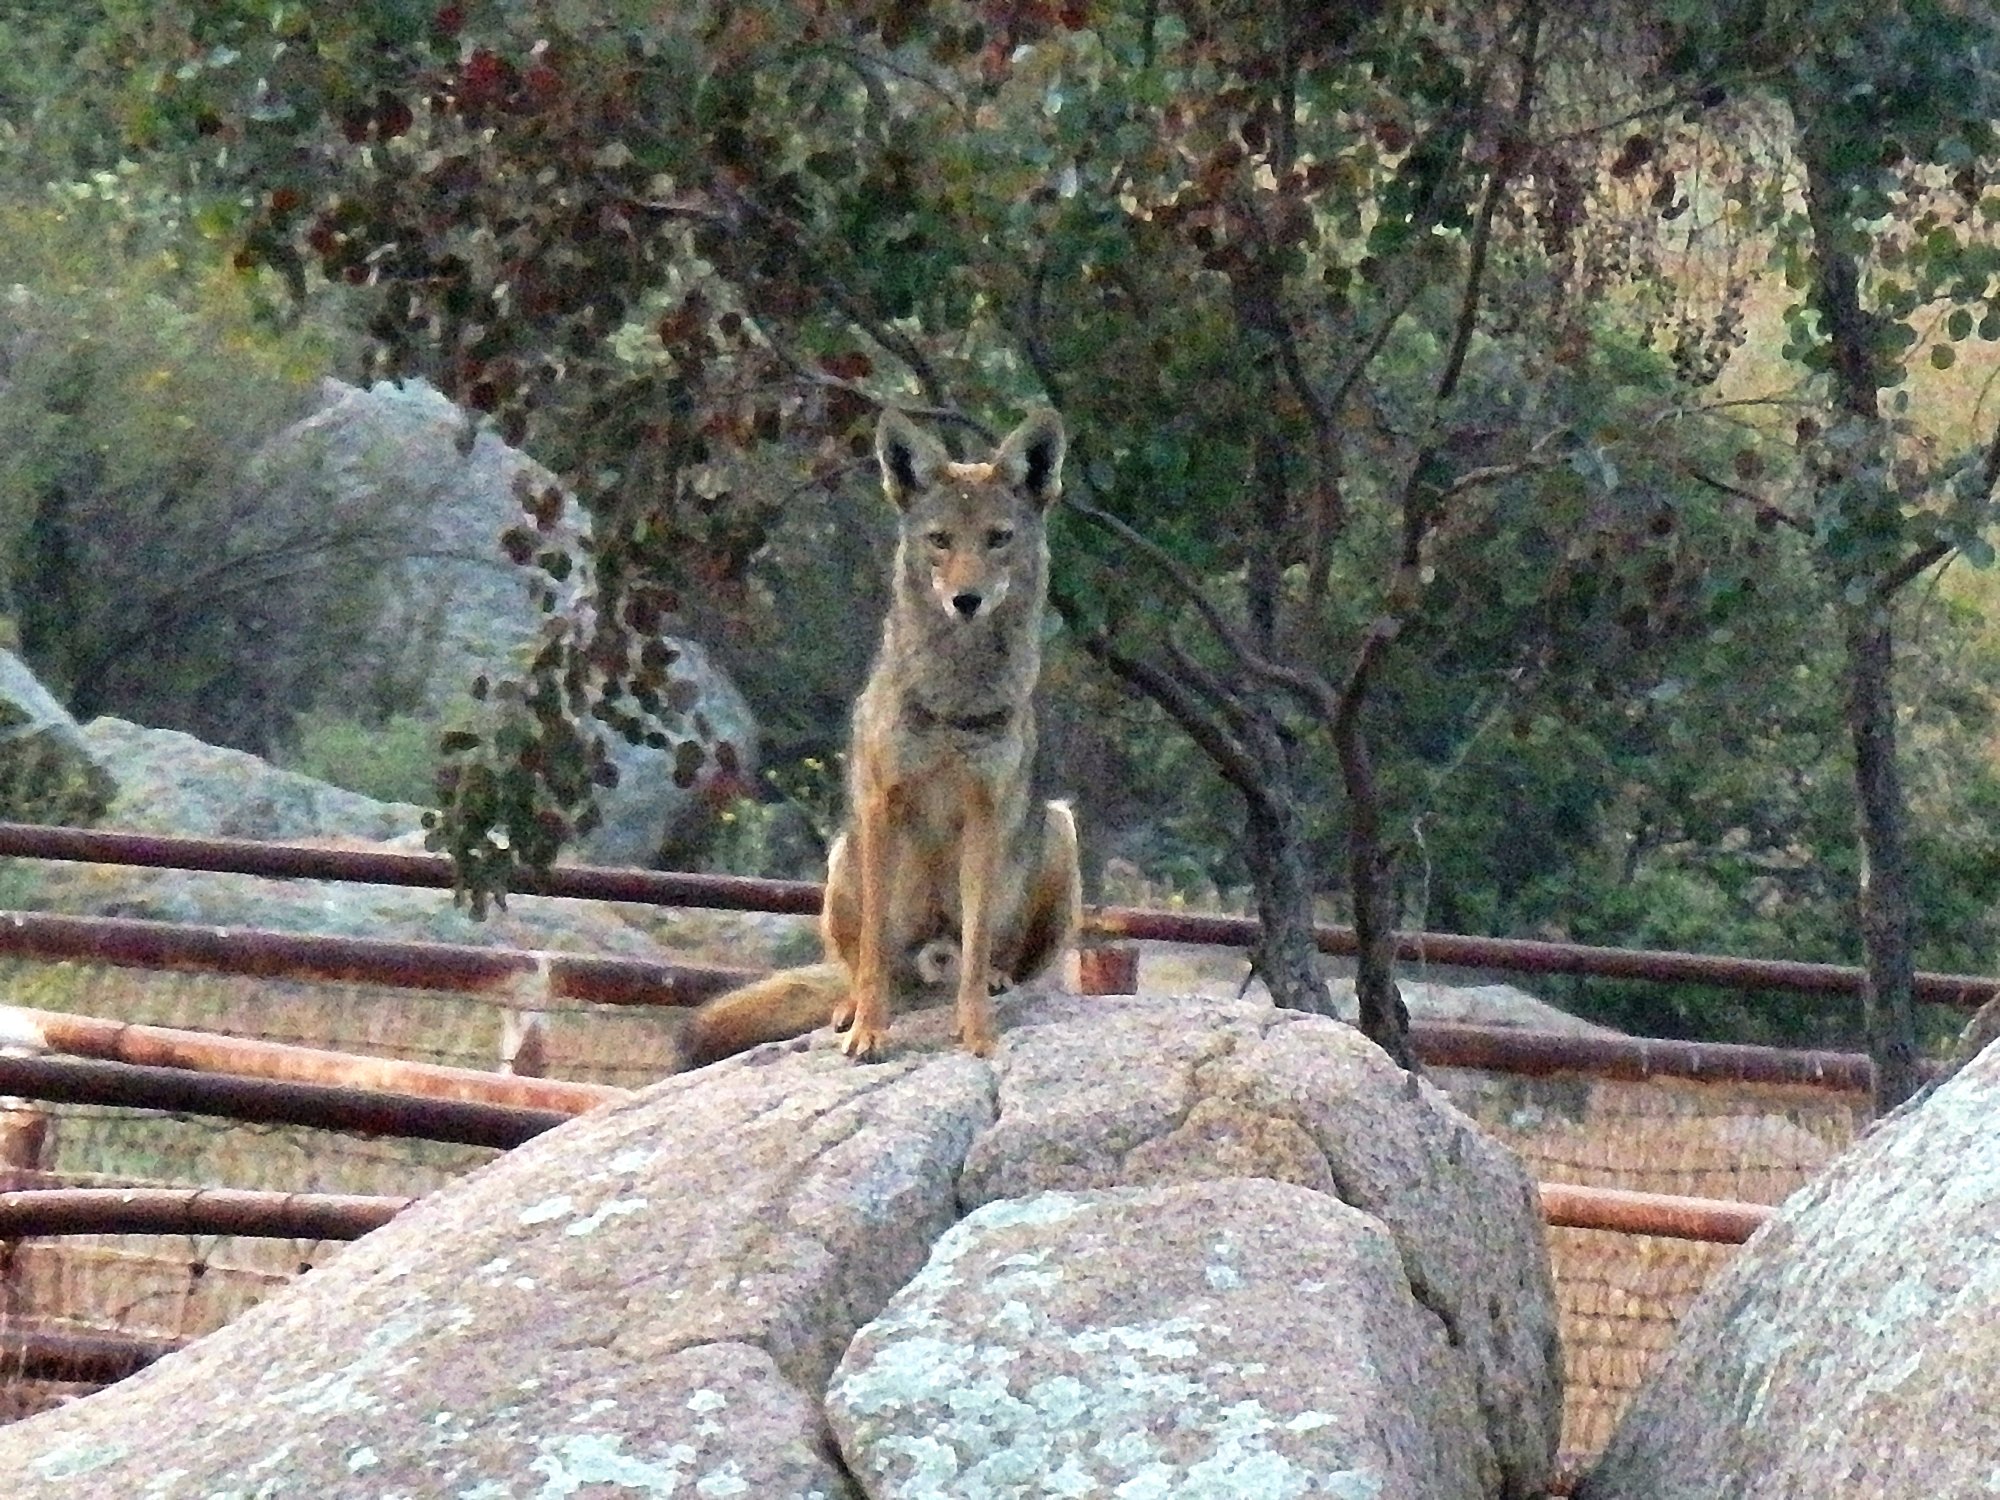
<box><xmin>859</xmin><ymin>604</ymin><xmax>1038</xmax><ymax>794</ymax></box>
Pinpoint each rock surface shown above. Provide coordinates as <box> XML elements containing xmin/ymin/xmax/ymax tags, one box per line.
<box><xmin>0</xmin><ymin>650</ymin><xmax>114</xmax><ymax>826</ymax></box>
<box><xmin>20</xmin><ymin>717</ymin><xmax>670</xmax><ymax>958</ymax></box>
<box><xmin>1142</xmin><ymin>943</ymin><xmax>1615</xmax><ymax>1037</ymax></box>
<box><xmin>0</xmin><ymin>992</ymin><xmax>1561</xmax><ymax>1499</ymax></box>
<box><xmin>82</xmin><ymin>717</ymin><xmax>425</xmax><ymax>842</ymax></box>
<box><xmin>829</xmin><ymin>1180</ymin><xmax>1491</xmax><ymax>1499</ymax></box>
<box><xmin>1578</xmin><ymin>1037</ymin><xmax>2000</xmax><ymax>1499</ymax></box>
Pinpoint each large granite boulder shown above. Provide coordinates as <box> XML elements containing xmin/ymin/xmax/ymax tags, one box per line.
<box><xmin>0</xmin><ymin>650</ymin><xmax>113</xmax><ymax>827</ymax></box>
<box><xmin>829</xmin><ymin>1180</ymin><xmax>1494</xmax><ymax>1498</ymax></box>
<box><xmin>81</xmin><ymin>717</ymin><xmax>424</xmax><ymax>843</ymax></box>
<box><xmin>248</xmin><ymin>377</ymin><xmax>758</xmax><ymax>866</ymax></box>
<box><xmin>1578</xmin><ymin>1036</ymin><xmax>2000</xmax><ymax>1498</ymax></box>
<box><xmin>21</xmin><ymin>718</ymin><xmax>664</xmax><ymax>958</ymax></box>
<box><xmin>0</xmin><ymin>992</ymin><xmax>1562</xmax><ymax>1498</ymax></box>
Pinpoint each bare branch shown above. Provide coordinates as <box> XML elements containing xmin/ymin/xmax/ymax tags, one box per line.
<box><xmin>1065</xmin><ymin>494</ymin><xmax>1262</xmax><ymax>668</ymax></box>
<box><xmin>1069</xmin><ymin>624</ymin><xmax>1274</xmax><ymax>814</ymax></box>
<box><xmin>1324</xmin><ymin>275</ymin><xmax>1428</xmax><ymax>423</ymax></box>
<box><xmin>1878</xmin><ymin>537</ymin><xmax>1954</xmax><ymax>598</ymax></box>
<box><xmin>1438</xmin><ymin>0</ymin><xmax>1543</xmax><ymax>404</ymax></box>
<box><xmin>1165</xmin><ymin>637</ymin><xmax>1265</xmax><ymax>746</ymax></box>
<box><xmin>806</xmin><ymin>42</ymin><xmax>972</xmax><ymax>124</ymax></box>
<box><xmin>746</xmin><ymin>316</ymin><xmax>989</xmax><ymax>438</ymax></box>
<box><xmin>1680</xmin><ymin>464</ymin><xmax>1811</xmax><ymax>533</ymax></box>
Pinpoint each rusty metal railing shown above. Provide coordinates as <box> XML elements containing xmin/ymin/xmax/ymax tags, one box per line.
<box><xmin>1538</xmin><ymin>1183</ymin><xmax>1771</xmax><ymax>1244</ymax></box>
<box><xmin>0</xmin><ymin>908</ymin><xmax>758</xmax><ymax>1008</ymax></box>
<box><xmin>1</xmin><ymin>970</ymin><xmax>1887</xmax><ymax>1102</ymax></box>
<box><xmin>3</xmin><ymin>821</ymin><xmax>1992</xmax><ymax>1009</ymax></box>
<box><xmin>0</xmin><ymin>1186</ymin><xmax>409</xmax><ymax>1241</ymax></box>
<box><xmin>0</xmin><ymin>1053</ymin><xmax>566</xmax><ymax>1149</ymax></box>
<box><xmin>3</xmin><ymin>1004</ymin><xmax>620</xmax><ymax>1115</ymax></box>
<box><xmin>0</xmin><ymin>1177</ymin><xmax>1768</xmax><ymax>1245</ymax></box>
<box><xmin>2</xmin><ymin>1326</ymin><xmax>184</xmax><ymax>1386</ymax></box>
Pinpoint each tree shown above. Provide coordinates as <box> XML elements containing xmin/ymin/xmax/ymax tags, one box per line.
<box><xmin>0</xmin><ymin>202</ymin><xmax>372</xmax><ymax>752</ymax></box>
<box><xmin>110</xmin><ymin>0</ymin><xmax>2000</xmax><ymax>1089</ymax></box>
<box><xmin>1655</xmin><ymin>0</ymin><xmax>2000</xmax><ymax>1107</ymax></box>
<box><xmin>119</xmin><ymin>0</ymin><xmax>1746</xmax><ymax>1052</ymax></box>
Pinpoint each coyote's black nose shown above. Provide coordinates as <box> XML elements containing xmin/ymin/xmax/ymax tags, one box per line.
<box><xmin>951</xmin><ymin>592</ymin><xmax>982</xmax><ymax>618</ymax></box>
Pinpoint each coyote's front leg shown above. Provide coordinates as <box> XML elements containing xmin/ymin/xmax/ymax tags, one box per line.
<box><xmin>955</xmin><ymin>786</ymin><xmax>1002</xmax><ymax>1057</ymax></box>
<box><xmin>840</xmin><ymin>786</ymin><xmax>894</xmax><ymax>1059</ymax></box>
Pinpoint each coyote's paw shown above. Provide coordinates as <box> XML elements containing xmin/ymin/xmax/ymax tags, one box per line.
<box><xmin>956</xmin><ymin>1021</ymin><xmax>998</xmax><ymax>1059</ymax></box>
<box><xmin>840</xmin><ymin>1022</ymin><xmax>890</xmax><ymax>1060</ymax></box>
<box><xmin>829</xmin><ymin>996</ymin><xmax>856</xmax><ymax>1032</ymax></box>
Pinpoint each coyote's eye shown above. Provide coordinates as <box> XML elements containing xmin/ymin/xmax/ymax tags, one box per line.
<box><xmin>985</xmin><ymin>527</ymin><xmax>1014</xmax><ymax>549</ymax></box>
<box><xmin>925</xmin><ymin>529</ymin><xmax>952</xmax><ymax>550</ymax></box>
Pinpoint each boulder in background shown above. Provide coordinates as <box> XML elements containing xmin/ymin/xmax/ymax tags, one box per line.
<box><xmin>0</xmin><ymin>650</ymin><xmax>114</xmax><ymax>828</ymax></box>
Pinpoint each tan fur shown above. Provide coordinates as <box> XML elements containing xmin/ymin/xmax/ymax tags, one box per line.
<box><xmin>678</xmin><ymin>409</ymin><xmax>1080</xmax><ymax>1067</ymax></box>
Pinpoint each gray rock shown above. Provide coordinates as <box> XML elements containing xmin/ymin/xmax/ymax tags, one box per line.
<box><xmin>1143</xmin><ymin>944</ymin><xmax>1614</xmax><ymax>1036</ymax></box>
<box><xmin>0</xmin><ymin>1044</ymin><xmax>989</xmax><ymax>1496</ymax></box>
<box><xmin>0</xmin><ymin>650</ymin><xmax>114</xmax><ymax>826</ymax></box>
<box><xmin>0</xmin><ymin>992</ymin><xmax>1559</xmax><ymax>1498</ymax></box>
<box><xmin>29</xmin><ymin>717</ymin><xmax>665</xmax><ymax>959</ymax></box>
<box><xmin>247</xmin><ymin>377</ymin><xmax>563</xmax><ymax>713</ymax></box>
<box><xmin>829</xmin><ymin>1180</ymin><xmax>1491</xmax><ymax>1499</ymax></box>
<box><xmin>1579</xmin><ymin>1036</ymin><xmax>2000</xmax><ymax>1499</ymax></box>
<box><xmin>81</xmin><ymin>716</ymin><xmax>424</xmax><ymax>842</ymax></box>
<box><xmin>249</xmin><ymin>378</ymin><xmax>758</xmax><ymax>866</ymax></box>
<box><xmin>1364</xmin><ymin>979</ymin><xmax>1617</xmax><ymax>1036</ymax></box>
<box><xmin>961</xmin><ymin>993</ymin><xmax>1563</xmax><ymax>1497</ymax></box>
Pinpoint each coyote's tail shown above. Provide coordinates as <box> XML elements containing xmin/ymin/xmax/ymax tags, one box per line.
<box><xmin>677</xmin><ymin>962</ymin><xmax>849</xmax><ymax>1070</ymax></box>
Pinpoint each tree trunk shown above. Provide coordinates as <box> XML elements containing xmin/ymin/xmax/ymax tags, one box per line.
<box><xmin>1844</xmin><ymin>601</ymin><xmax>1923</xmax><ymax>1111</ymax></box>
<box><xmin>1804</xmin><ymin>148</ymin><xmax>1925</xmax><ymax>1112</ymax></box>
<box><xmin>1241</xmin><ymin>758</ymin><xmax>1335</xmax><ymax>1020</ymax></box>
<box><xmin>1334</xmin><ymin>693</ymin><xmax>1417</xmax><ymax>1070</ymax></box>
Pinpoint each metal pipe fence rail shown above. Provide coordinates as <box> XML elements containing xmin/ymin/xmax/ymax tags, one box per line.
<box><xmin>0</xmin><ymin>908</ymin><xmax>760</xmax><ymax>1009</ymax></box>
<box><xmin>0</xmin><ymin>1174</ymin><xmax>1774</xmax><ymax>1420</ymax></box>
<box><xmin>0</xmin><ymin>1052</ymin><xmax>567</xmax><ymax>1149</ymax></box>
<box><xmin>3</xmin><ymin>1327</ymin><xmax>183</xmax><ymax>1387</ymax></box>
<box><xmin>5</xmin><ymin>1174</ymin><xmax>1773</xmax><ymax>1425</ymax></box>
<box><xmin>3</xmin><ymin>820</ymin><xmax>1995</xmax><ymax>1010</ymax></box>
<box><xmin>3</xmin><ymin>987</ymin><xmax>1887</xmax><ymax>1112</ymax></box>
<box><xmin>0</xmin><ymin>1186</ymin><xmax>410</xmax><ymax>1240</ymax></box>
<box><xmin>0</xmin><ymin>1180</ymin><xmax>1769</xmax><ymax>1244</ymax></box>
<box><xmin>2</xmin><ymin>1004</ymin><xmax>623</xmax><ymax>1115</ymax></box>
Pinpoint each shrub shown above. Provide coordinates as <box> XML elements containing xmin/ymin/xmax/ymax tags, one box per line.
<box><xmin>276</xmin><ymin>709</ymin><xmax>439</xmax><ymax>808</ymax></box>
<box><xmin>0</xmin><ymin>197</ymin><xmax>388</xmax><ymax>753</ymax></box>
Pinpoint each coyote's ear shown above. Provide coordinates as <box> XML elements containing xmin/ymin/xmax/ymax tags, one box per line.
<box><xmin>876</xmin><ymin>409</ymin><xmax>949</xmax><ymax>510</ymax></box>
<box><xmin>994</xmin><ymin>408</ymin><xmax>1066</xmax><ymax>510</ymax></box>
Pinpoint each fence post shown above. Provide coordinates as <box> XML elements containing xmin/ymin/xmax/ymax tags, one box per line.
<box><xmin>0</xmin><ymin>1099</ymin><xmax>46</xmax><ymax>1193</ymax></box>
<box><xmin>1077</xmin><ymin>942</ymin><xmax>1140</xmax><ymax>996</ymax></box>
<box><xmin>0</xmin><ymin>1096</ymin><xmax>47</xmax><ymax>1328</ymax></box>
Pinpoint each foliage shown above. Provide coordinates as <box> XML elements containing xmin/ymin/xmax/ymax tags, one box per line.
<box><xmin>276</xmin><ymin>708</ymin><xmax>439</xmax><ymax>807</ymax></box>
<box><xmin>1643</xmin><ymin>0</ymin><xmax>2000</xmax><ymax>1100</ymax></box>
<box><xmin>19</xmin><ymin>0</ymin><xmax>2000</xmax><ymax>1059</ymax></box>
<box><xmin>0</xmin><ymin>200</ymin><xmax>385</xmax><ymax>752</ymax></box>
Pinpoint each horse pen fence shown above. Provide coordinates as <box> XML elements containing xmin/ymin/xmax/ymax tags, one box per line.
<box><xmin>0</xmin><ymin>822</ymin><xmax>1977</xmax><ymax>1466</ymax></box>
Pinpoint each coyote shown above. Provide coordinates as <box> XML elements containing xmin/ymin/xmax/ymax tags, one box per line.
<box><xmin>679</xmin><ymin>408</ymin><xmax>1081</xmax><ymax>1066</ymax></box>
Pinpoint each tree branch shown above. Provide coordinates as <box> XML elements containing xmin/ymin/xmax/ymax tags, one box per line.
<box><xmin>1069</xmin><ymin>623</ymin><xmax>1274</xmax><ymax>815</ymax></box>
<box><xmin>1437</xmin><ymin>0</ymin><xmax>1543</xmax><ymax>404</ymax></box>
<box><xmin>1878</xmin><ymin>537</ymin><xmax>1954</xmax><ymax>598</ymax></box>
